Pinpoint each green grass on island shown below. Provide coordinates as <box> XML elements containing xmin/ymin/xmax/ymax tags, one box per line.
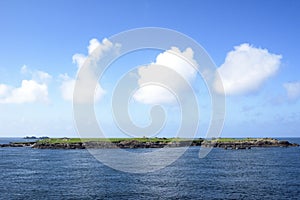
<box><xmin>36</xmin><ymin>137</ymin><xmax>271</xmax><ymax>144</ymax></box>
<box><xmin>36</xmin><ymin>137</ymin><xmax>204</xmax><ymax>144</ymax></box>
<box><xmin>7</xmin><ymin>137</ymin><xmax>296</xmax><ymax>149</ymax></box>
<box><xmin>208</xmin><ymin>138</ymin><xmax>263</xmax><ymax>142</ymax></box>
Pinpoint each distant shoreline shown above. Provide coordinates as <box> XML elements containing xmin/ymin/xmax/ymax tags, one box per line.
<box><xmin>0</xmin><ymin>137</ymin><xmax>299</xmax><ymax>150</ymax></box>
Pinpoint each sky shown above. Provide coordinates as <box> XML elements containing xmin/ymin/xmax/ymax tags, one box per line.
<box><xmin>0</xmin><ymin>0</ymin><xmax>300</xmax><ymax>138</ymax></box>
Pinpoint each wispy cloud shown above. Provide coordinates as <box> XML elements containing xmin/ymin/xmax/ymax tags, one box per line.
<box><xmin>283</xmin><ymin>81</ymin><xmax>300</xmax><ymax>101</ymax></box>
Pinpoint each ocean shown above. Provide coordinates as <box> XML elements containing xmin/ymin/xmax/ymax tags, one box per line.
<box><xmin>0</xmin><ymin>138</ymin><xmax>300</xmax><ymax>199</ymax></box>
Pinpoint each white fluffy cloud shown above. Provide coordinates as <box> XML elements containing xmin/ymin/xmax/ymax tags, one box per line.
<box><xmin>0</xmin><ymin>67</ymin><xmax>51</xmax><ymax>104</ymax></box>
<box><xmin>61</xmin><ymin>38</ymin><xmax>119</xmax><ymax>102</ymax></box>
<box><xmin>283</xmin><ymin>81</ymin><xmax>300</xmax><ymax>100</ymax></box>
<box><xmin>72</xmin><ymin>38</ymin><xmax>117</xmax><ymax>70</ymax></box>
<box><xmin>215</xmin><ymin>43</ymin><xmax>282</xmax><ymax>95</ymax></box>
<box><xmin>133</xmin><ymin>47</ymin><xmax>198</xmax><ymax>104</ymax></box>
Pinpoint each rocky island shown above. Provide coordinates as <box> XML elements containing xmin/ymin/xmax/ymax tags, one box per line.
<box><xmin>201</xmin><ymin>138</ymin><xmax>299</xmax><ymax>149</ymax></box>
<box><xmin>23</xmin><ymin>136</ymin><xmax>49</xmax><ymax>139</ymax></box>
<box><xmin>0</xmin><ymin>137</ymin><xmax>299</xmax><ymax>150</ymax></box>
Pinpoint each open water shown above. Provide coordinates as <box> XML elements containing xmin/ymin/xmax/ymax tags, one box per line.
<box><xmin>0</xmin><ymin>138</ymin><xmax>299</xmax><ymax>199</ymax></box>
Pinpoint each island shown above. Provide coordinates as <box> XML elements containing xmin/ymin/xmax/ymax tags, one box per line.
<box><xmin>200</xmin><ymin>138</ymin><xmax>299</xmax><ymax>149</ymax></box>
<box><xmin>0</xmin><ymin>137</ymin><xmax>299</xmax><ymax>149</ymax></box>
<box><xmin>23</xmin><ymin>136</ymin><xmax>49</xmax><ymax>139</ymax></box>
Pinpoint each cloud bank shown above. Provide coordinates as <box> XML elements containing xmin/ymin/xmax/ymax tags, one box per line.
<box><xmin>215</xmin><ymin>43</ymin><xmax>282</xmax><ymax>95</ymax></box>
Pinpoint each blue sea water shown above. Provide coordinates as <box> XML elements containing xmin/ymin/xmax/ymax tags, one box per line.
<box><xmin>0</xmin><ymin>138</ymin><xmax>300</xmax><ymax>199</ymax></box>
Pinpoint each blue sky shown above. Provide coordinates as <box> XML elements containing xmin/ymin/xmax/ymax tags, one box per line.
<box><xmin>0</xmin><ymin>0</ymin><xmax>300</xmax><ymax>138</ymax></box>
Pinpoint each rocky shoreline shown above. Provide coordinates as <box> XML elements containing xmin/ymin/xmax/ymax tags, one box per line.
<box><xmin>0</xmin><ymin>138</ymin><xmax>299</xmax><ymax>150</ymax></box>
<box><xmin>35</xmin><ymin>139</ymin><xmax>206</xmax><ymax>149</ymax></box>
<box><xmin>201</xmin><ymin>138</ymin><xmax>299</xmax><ymax>149</ymax></box>
<box><xmin>0</xmin><ymin>142</ymin><xmax>36</xmax><ymax>148</ymax></box>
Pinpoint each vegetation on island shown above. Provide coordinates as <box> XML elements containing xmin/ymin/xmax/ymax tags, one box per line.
<box><xmin>37</xmin><ymin>137</ymin><xmax>202</xmax><ymax>144</ymax></box>
<box><xmin>1</xmin><ymin>137</ymin><xmax>298</xmax><ymax>149</ymax></box>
